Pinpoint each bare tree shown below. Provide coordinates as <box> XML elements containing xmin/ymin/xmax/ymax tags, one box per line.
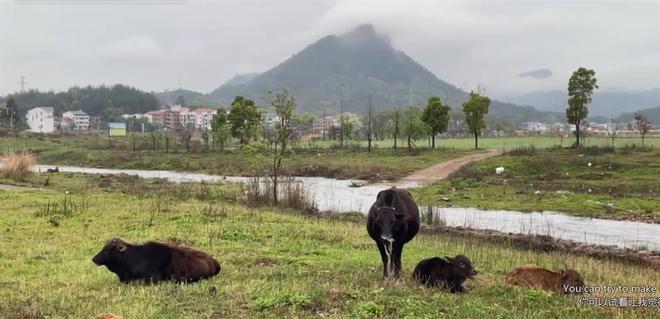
<box><xmin>608</xmin><ymin>119</ymin><xmax>617</xmax><ymax>148</ymax></box>
<box><xmin>149</xmin><ymin>129</ymin><xmax>160</xmax><ymax>151</ymax></box>
<box><xmin>393</xmin><ymin>110</ymin><xmax>400</xmax><ymax>152</ymax></box>
<box><xmin>367</xmin><ymin>95</ymin><xmax>373</xmax><ymax>153</ymax></box>
<box><xmin>267</xmin><ymin>89</ymin><xmax>296</xmax><ymax>204</ymax></box>
<box><xmin>634</xmin><ymin>113</ymin><xmax>653</xmax><ymax>145</ymax></box>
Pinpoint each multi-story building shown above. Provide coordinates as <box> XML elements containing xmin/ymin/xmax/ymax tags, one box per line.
<box><xmin>193</xmin><ymin>108</ymin><xmax>217</xmax><ymax>130</ymax></box>
<box><xmin>62</xmin><ymin>110</ymin><xmax>90</xmax><ymax>131</ymax></box>
<box><xmin>26</xmin><ymin>107</ymin><xmax>55</xmax><ymax>133</ymax></box>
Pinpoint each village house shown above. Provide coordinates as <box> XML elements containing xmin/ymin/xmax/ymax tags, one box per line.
<box><xmin>311</xmin><ymin>113</ymin><xmax>361</xmax><ymax>139</ymax></box>
<box><xmin>520</xmin><ymin>122</ymin><xmax>548</xmax><ymax>133</ymax></box>
<box><xmin>141</xmin><ymin>105</ymin><xmax>217</xmax><ymax>130</ymax></box>
<box><xmin>62</xmin><ymin>110</ymin><xmax>90</xmax><ymax>131</ymax></box>
<box><xmin>25</xmin><ymin>107</ymin><xmax>55</xmax><ymax>133</ymax></box>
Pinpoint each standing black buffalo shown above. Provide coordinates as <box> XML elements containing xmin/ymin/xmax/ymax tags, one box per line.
<box><xmin>367</xmin><ymin>187</ymin><xmax>420</xmax><ymax>278</ymax></box>
<box><xmin>92</xmin><ymin>238</ymin><xmax>221</xmax><ymax>283</ymax></box>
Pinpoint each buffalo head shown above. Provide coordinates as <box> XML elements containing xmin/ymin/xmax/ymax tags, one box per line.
<box><xmin>92</xmin><ymin>237</ymin><xmax>128</xmax><ymax>266</ymax></box>
<box><xmin>446</xmin><ymin>255</ymin><xmax>478</xmax><ymax>278</ymax></box>
<box><xmin>375</xmin><ymin>205</ymin><xmax>408</xmax><ymax>254</ymax></box>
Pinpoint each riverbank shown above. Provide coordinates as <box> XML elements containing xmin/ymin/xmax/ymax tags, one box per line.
<box><xmin>413</xmin><ymin>146</ymin><xmax>660</xmax><ymax>222</ymax></box>
<box><xmin>1</xmin><ymin>180</ymin><xmax>657</xmax><ymax>318</ymax></box>
<box><xmin>420</xmin><ymin>225</ymin><xmax>660</xmax><ymax>269</ymax></box>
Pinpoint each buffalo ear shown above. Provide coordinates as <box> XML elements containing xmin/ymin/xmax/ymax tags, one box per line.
<box><xmin>116</xmin><ymin>243</ymin><xmax>127</xmax><ymax>253</ymax></box>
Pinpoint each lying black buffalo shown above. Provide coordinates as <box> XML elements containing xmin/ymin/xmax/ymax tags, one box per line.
<box><xmin>367</xmin><ymin>187</ymin><xmax>420</xmax><ymax>278</ymax></box>
<box><xmin>412</xmin><ymin>255</ymin><xmax>478</xmax><ymax>293</ymax></box>
<box><xmin>92</xmin><ymin>238</ymin><xmax>221</xmax><ymax>283</ymax></box>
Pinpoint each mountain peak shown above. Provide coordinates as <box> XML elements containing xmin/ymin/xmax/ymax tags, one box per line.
<box><xmin>339</xmin><ymin>24</ymin><xmax>391</xmax><ymax>48</ymax></box>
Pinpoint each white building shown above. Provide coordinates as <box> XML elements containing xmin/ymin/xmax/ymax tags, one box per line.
<box><xmin>26</xmin><ymin>107</ymin><xmax>55</xmax><ymax>133</ymax></box>
<box><xmin>521</xmin><ymin>122</ymin><xmax>548</xmax><ymax>133</ymax></box>
<box><xmin>193</xmin><ymin>108</ymin><xmax>217</xmax><ymax>130</ymax></box>
<box><xmin>62</xmin><ymin>110</ymin><xmax>90</xmax><ymax>131</ymax></box>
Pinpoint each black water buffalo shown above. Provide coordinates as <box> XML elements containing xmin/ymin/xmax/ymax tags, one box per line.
<box><xmin>92</xmin><ymin>238</ymin><xmax>221</xmax><ymax>283</ymax></box>
<box><xmin>367</xmin><ymin>187</ymin><xmax>420</xmax><ymax>278</ymax></box>
<box><xmin>412</xmin><ymin>255</ymin><xmax>478</xmax><ymax>293</ymax></box>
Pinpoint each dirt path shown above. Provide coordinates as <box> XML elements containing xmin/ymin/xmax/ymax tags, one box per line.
<box><xmin>401</xmin><ymin>149</ymin><xmax>502</xmax><ymax>182</ymax></box>
<box><xmin>0</xmin><ymin>184</ymin><xmax>41</xmax><ymax>191</ymax></box>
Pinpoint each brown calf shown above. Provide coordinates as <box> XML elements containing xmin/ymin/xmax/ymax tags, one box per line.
<box><xmin>505</xmin><ymin>264</ymin><xmax>584</xmax><ymax>293</ymax></box>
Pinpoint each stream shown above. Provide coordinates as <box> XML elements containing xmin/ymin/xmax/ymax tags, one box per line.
<box><xmin>33</xmin><ymin>165</ymin><xmax>660</xmax><ymax>250</ymax></box>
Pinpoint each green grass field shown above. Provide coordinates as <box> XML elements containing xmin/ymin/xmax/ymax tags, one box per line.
<box><xmin>306</xmin><ymin>136</ymin><xmax>660</xmax><ymax>150</ymax></box>
<box><xmin>0</xmin><ymin>136</ymin><xmax>473</xmax><ymax>180</ymax></box>
<box><xmin>413</xmin><ymin>146</ymin><xmax>660</xmax><ymax>220</ymax></box>
<box><xmin>0</xmin><ymin>175</ymin><xmax>657</xmax><ymax>318</ymax></box>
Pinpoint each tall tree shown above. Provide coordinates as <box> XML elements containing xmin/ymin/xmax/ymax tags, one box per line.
<box><xmin>268</xmin><ymin>89</ymin><xmax>296</xmax><ymax>155</ymax></box>
<box><xmin>422</xmin><ymin>96</ymin><xmax>451</xmax><ymax>149</ymax></box>
<box><xmin>634</xmin><ymin>113</ymin><xmax>652</xmax><ymax>146</ymax></box>
<box><xmin>566</xmin><ymin>67</ymin><xmax>598</xmax><ymax>147</ymax></box>
<box><xmin>401</xmin><ymin>106</ymin><xmax>428</xmax><ymax>152</ymax></box>
<box><xmin>462</xmin><ymin>91</ymin><xmax>490</xmax><ymax>150</ymax></box>
<box><xmin>211</xmin><ymin>108</ymin><xmax>231</xmax><ymax>152</ymax></box>
<box><xmin>267</xmin><ymin>89</ymin><xmax>297</xmax><ymax>204</ymax></box>
<box><xmin>228</xmin><ymin>96</ymin><xmax>262</xmax><ymax>145</ymax></box>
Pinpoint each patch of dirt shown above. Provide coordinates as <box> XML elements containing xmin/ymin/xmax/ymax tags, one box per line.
<box><xmin>401</xmin><ymin>149</ymin><xmax>502</xmax><ymax>182</ymax></box>
<box><xmin>0</xmin><ymin>184</ymin><xmax>42</xmax><ymax>191</ymax></box>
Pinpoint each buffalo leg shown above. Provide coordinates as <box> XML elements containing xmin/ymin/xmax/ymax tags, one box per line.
<box><xmin>376</xmin><ymin>241</ymin><xmax>389</xmax><ymax>278</ymax></box>
<box><xmin>392</xmin><ymin>243</ymin><xmax>404</xmax><ymax>278</ymax></box>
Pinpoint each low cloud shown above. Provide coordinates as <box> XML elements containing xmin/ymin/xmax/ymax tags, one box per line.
<box><xmin>518</xmin><ymin>69</ymin><xmax>553</xmax><ymax>79</ymax></box>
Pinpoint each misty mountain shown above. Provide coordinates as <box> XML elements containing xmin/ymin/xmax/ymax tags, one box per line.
<box><xmin>616</xmin><ymin>105</ymin><xmax>660</xmax><ymax>123</ymax></box>
<box><xmin>507</xmin><ymin>89</ymin><xmax>660</xmax><ymax>118</ymax></box>
<box><xmin>221</xmin><ymin>73</ymin><xmax>259</xmax><ymax>87</ymax></box>
<box><xmin>207</xmin><ymin>24</ymin><xmax>560</xmax><ymax>123</ymax></box>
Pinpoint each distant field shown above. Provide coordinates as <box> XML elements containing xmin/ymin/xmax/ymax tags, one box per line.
<box><xmin>306</xmin><ymin>136</ymin><xmax>660</xmax><ymax>150</ymax></box>
<box><xmin>0</xmin><ymin>175</ymin><xmax>657</xmax><ymax>318</ymax></box>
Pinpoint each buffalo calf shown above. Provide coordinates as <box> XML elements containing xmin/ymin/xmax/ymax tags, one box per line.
<box><xmin>505</xmin><ymin>264</ymin><xmax>584</xmax><ymax>293</ymax></box>
<box><xmin>412</xmin><ymin>255</ymin><xmax>478</xmax><ymax>293</ymax></box>
<box><xmin>92</xmin><ymin>238</ymin><xmax>220</xmax><ymax>283</ymax></box>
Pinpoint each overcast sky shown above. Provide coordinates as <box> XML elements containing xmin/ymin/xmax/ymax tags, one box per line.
<box><xmin>1</xmin><ymin>0</ymin><xmax>659</xmax><ymax>98</ymax></box>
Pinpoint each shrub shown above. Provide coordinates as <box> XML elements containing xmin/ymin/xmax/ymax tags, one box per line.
<box><xmin>0</xmin><ymin>151</ymin><xmax>36</xmax><ymax>181</ymax></box>
<box><xmin>507</xmin><ymin>145</ymin><xmax>537</xmax><ymax>156</ymax></box>
<box><xmin>447</xmin><ymin>163</ymin><xmax>485</xmax><ymax>180</ymax></box>
<box><xmin>242</xmin><ymin>176</ymin><xmax>318</xmax><ymax>213</ymax></box>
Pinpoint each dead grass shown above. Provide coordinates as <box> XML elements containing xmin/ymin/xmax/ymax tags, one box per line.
<box><xmin>0</xmin><ymin>151</ymin><xmax>36</xmax><ymax>181</ymax></box>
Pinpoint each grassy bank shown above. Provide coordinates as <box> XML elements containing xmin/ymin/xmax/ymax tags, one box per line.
<box><xmin>0</xmin><ymin>136</ymin><xmax>472</xmax><ymax>180</ymax></box>
<box><xmin>0</xmin><ymin>175</ymin><xmax>658</xmax><ymax>318</ymax></box>
<box><xmin>413</xmin><ymin>146</ymin><xmax>660</xmax><ymax>221</ymax></box>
